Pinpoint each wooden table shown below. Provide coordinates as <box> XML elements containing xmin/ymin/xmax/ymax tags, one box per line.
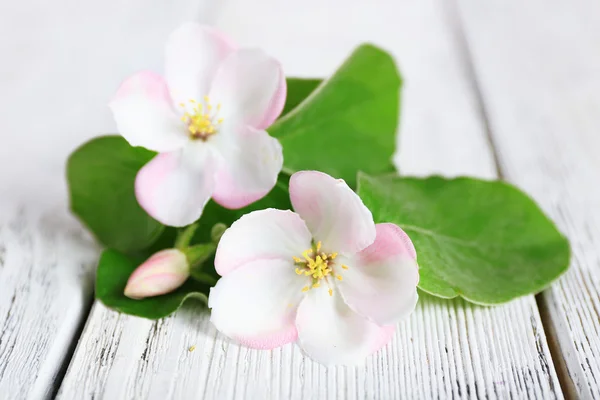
<box><xmin>1</xmin><ymin>0</ymin><xmax>599</xmax><ymax>398</ymax></box>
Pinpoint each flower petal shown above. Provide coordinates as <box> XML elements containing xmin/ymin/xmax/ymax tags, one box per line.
<box><xmin>336</xmin><ymin>223</ymin><xmax>419</xmax><ymax>325</ymax></box>
<box><xmin>209</xmin><ymin>258</ymin><xmax>308</xmax><ymax>349</ymax></box>
<box><xmin>289</xmin><ymin>171</ymin><xmax>376</xmax><ymax>254</ymax></box>
<box><xmin>372</xmin><ymin>325</ymin><xmax>397</xmax><ymax>355</ymax></box>
<box><xmin>109</xmin><ymin>71</ymin><xmax>187</xmax><ymax>152</ymax></box>
<box><xmin>209</xmin><ymin>49</ymin><xmax>286</xmax><ymax>129</ymax></box>
<box><xmin>165</xmin><ymin>23</ymin><xmax>236</xmax><ymax>105</ymax></box>
<box><xmin>135</xmin><ymin>143</ymin><xmax>216</xmax><ymax>227</ymax></box>
<box><xmin>295</xmin><ymin>287</ymin><xmax>383</xmax><ymax>366</ymax></box>
<box><xmin>215</xmin><ymin>209</ymin><xmax>312</xmax><ymax>276</ymax></box>
<box><xmin>211</xmin><ymin>124</ymin><xmax>283</xmax><ymax>209</ymax></box>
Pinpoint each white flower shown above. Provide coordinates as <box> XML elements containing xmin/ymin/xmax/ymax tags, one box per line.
<box><xmin>109</xmin><ymin>23</ymin><xmax>286</xmax><ymax>227</ymax></box>
<box><xmin>208</xmin><ymin>171</ymin><xmax>419</xmax><ymax>365</ymax></box>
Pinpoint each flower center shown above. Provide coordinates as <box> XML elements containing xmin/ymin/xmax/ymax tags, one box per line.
<box><xmin>179</xmin><ymin>96</ymin><xmax>224</xmax><ymax>140</ymax></box>
<box><xmin>293</xmin><ymin>241</ymin><xmax>349</xmax><ymax>296</ymax></box>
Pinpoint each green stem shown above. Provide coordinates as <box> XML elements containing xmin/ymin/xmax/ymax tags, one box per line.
<box><xmin>210</xmin><ymin>223</ymin><xmax>228</xmax><ymax>244</ymax></box>
<box><xmin>189</xmin><ymin>269</ymin><xmax>218</xmax><ymax>285</ymax></box>
<box><xmin>175</xmin><ymin>222</ymin><xmax>199</xmax><ymax>250</ymax></box>
<box><xmin>179</xmin><ymin>222</ymin><xmax>229</xmax><ymax>285</ymax></box>
<box><xmin>185</xmin><ymin>243</ymin><xmax>216</xmax><ymax>268</ymax></box>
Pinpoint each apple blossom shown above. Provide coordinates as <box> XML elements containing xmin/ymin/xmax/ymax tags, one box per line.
<box><xmin>109</xmin><ymin>23</ymin><xmax>286</xmax><ymax>227</ymax></box>
<box><xmin>124</xmin><ymin>249</ymin><xmax>189</xmax><ymax>299</ymax></box>
<box><xmin>208</xmin><ymin>171</ymin><xmax>419</xmax><ymax>365</ymax></box>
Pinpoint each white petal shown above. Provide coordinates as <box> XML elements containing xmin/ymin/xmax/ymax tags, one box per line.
<box><xmin>209</xmin><ymin>49</ymin><xmax>286</xmax><ymax>129</ymax></box>
<box><xmin>210</xmin><ymin>124</ymin><xmax>283</xmax><ymax>209</ymax></box>
<box><xmin>109</xmin><ymin>71</ymin><xmax>187</xmax><ymax>152</ymax></box>
<box><xmin>214</xmin><ymin>209</ymin><xmax>312</xmax><ymax>276</ymax></box>
<box><xmin>209</xmin><ymin>259</ymin><xmax>308</xmax><ymax>349</ymax></box>
<box><xmin>295</xmin><ymin>287</ymin><xmax>382</xmax><ymax>366</ymax></box>
<box><xmin>165</xmin><ymin>23</ymin><xmax>236</xmax><ymax>105</ymax></box>
<box><xmin>289</xmin><ymin>171</ymin><xmax>376</xmax><ymax>254</ymax></box>
<box><xmin>135</xmin><ymin>143</ymin><xmax>216</xmax><ymax>227</ymax></box>
<box><xmin>336</xmin><ymin>224</ymin><xmax>419</xmax><ymax>325</ymax></box>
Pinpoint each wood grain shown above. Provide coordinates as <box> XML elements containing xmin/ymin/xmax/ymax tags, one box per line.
<box><xmin>57</xmin><ymin>296</ymin><xmax>561</xmax><ymax>399</ymax></box>
<box><xmin>456</xmin><ymin>0</ymin><xmax>600</xmax><ymax>397</ymax></box>
<box><xmin>57</xmin><ymin>0</ymin><xmax>564</xmax><ymax>398</ymax></box>
<box><xmin>0</xmin><ymin>205</ymin><xmax>97</xmax><ymax>399</ymax></box>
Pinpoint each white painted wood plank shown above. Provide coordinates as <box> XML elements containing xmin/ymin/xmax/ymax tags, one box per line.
<box><xmin>0</xmin><ymin>1</ymin><xmax>217</xmax><ymax>398</ymax></box>
<box><xmin>57</xmin><ymin>1</ymin><xmax>564</xmax><ymax>399</ymax></box>
<box><xmin>58</xmin><ymin>297</ymin><xmax>560</xmax><ymax>399</ymax></box>
<box><xmin>456</xmin><ymin>0</ymin><xmax>600</xmax><ymax>397</ymax></box>
<box><xmin>0</xmin><ymin>204</ymin><xmax>97</xmax><ymax>399</ymax></box>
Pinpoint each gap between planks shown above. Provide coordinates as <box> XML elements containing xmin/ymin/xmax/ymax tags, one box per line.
<box><xmin>456</xmin><ymin>0</ymin><xmax>600</xmax><ymax>397</ymax></box>
<box><xmin>445</xmin><ymin>0</ymin><xmax>575</xmax><ymax>396</ymax></box>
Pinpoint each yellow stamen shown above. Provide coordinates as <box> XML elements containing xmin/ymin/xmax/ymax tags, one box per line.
<box><xmin>342</xmin><ymin>265</ymin><xmax>349</xmax><ymax>270</ymax></box>
<box><xmin>179</xmin><ymin>96</ymin><xmax>224</xmax><ymax>139</ymax></box>
<box><xmin>328</xmin><ymin>288</ymin><xmax>333</xmax><ymax>296</ymax></box>
<box><xmin>292</xmin><ymin>244</ymin><xmax>342</xmax><ymax>295</ymax></box>
<box><xmin>302</xmin><ymin>249</ymin><xmax>313</xmax><ymax>263</ymax></box>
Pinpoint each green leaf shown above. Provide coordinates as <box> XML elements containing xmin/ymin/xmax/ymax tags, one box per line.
<box><xmin>96</xmin><ymin>249</ymin><xmax>210</xmax><ymax>320</ymax></box>
<box><xmin>357</xmin><ymin>173</ymin><xmax>570</xmax><ymax>304</ymax></box>
<box><xmin>282</xmin><ymin>78</ymin><xmax>322</xmax><ymax>116</ymax></box>
<box><xmin>67</xmin><ymin>136</ymin><xmax>163</xmax><ymax>253</ymax></box>
<box><xmin>270</xmin><ymin>44</ymin><xmax>401</xmax><ymax>187</ymax></box>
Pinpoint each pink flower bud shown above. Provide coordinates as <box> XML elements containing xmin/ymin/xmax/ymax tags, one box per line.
<box><xmin>124</xmin><ymin>249</ymin><xmax>189</xmax><ymax>299</ymax></box>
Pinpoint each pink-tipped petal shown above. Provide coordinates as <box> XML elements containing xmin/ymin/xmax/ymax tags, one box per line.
<box><xmin>109</xmin><ymin>71</ymin><xmax>187</xmax><ymax>152</ymax></box>
<box><xmin>215</xmin><ymin>209</ymin><xmax>312</xmax><ymax>276</ymax></box>
<box><xmin>371</xmin><ymin>325</ymin><xmax>397</xmax><ymax>354</ymax></box>
<box><xmin>165</xmin><ymin>23</ymin><xmax>236</xmax><ymax>105</ymax></box>
<box><xmin>289</xmin><ymin>171</ymin><xmax>376</xmax><ymax>255</ymax></box>
<box><xmin>336</xmin><ymin>223</ymin><xmax>419</xmax><ymax>326</ymax></box>
<box><xmin>257</xmin><ymin>66</ymin><xmax>287</xmax><ymax>129</ymax></box>
<box><xmin>209</xmin><ymin>49</ymin><xmax>286</xmax><ymax>129</ymax></box>
<box><xmin>135</xmin><ymin>144</ymin><xmax>216</xmax><ymax>227</ymax></box>
<box><xmin>124</xmin><ymin>249</ymin><xmax>189</xmax><ymax>299</ymax></box>
<box><xmin>295</xmin><ymin>287</ymin><xmax>383</xmax><ymax>366</ymax></box>
<box><xmin>210</xmin><ymin>124</ymin><xmax>283</xmax><ymax>209</ymax></box>
<box><xmin>234</xmin><ymin>325</ymin><xmax>298</xmax><ymax>350</ymax></box>
<box><xmin>208</xmin><ymin>259</ymin><xmax>308</xmax><ymax>349</ymax></box>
